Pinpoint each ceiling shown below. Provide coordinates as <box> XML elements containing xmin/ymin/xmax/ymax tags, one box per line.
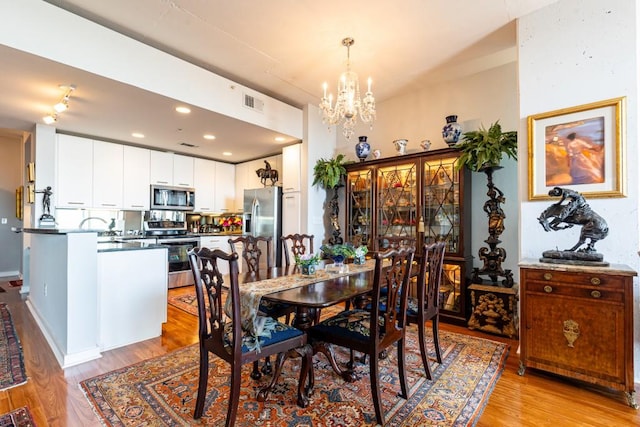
<box><xmin>0</xmin><ymin>0</ymin><xmax>559</xmax><ymax>163</ymax></box>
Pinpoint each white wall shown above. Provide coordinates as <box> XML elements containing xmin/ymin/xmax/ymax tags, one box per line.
<box><xmin>0</xmin><ymin>133</ymin><xmax>23</xmax><ymax>277</ymax></box>
<box><xmin>304</xmin><ymin>104</ymin><xmax>339</xmax><ymax>246</ymax></box>
<box><xmin>518</xmin><ymin>0</ymin><xmax>639</xmax><ymax>380</ymax></box>
<box><xmin>336</xmin><ymin>62</ymin><xmax>520</xmax><ymax>278</ymax></box>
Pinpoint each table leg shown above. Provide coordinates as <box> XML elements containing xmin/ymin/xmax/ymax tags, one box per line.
<box><xmin>293</xmin><ymin>306</ymin><xmax>357</xmax><ymax>383</ymax></box>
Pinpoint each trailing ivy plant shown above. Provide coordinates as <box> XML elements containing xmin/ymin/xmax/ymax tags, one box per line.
<box><xmin>455</xmin><ymin>121</ymin><xmax>517</xmax><ymax>171</ymax></box>
<box><xmin>312</xmin><ymin>154</ymin><xmax>348</xmax><ymax>189</ymax></box>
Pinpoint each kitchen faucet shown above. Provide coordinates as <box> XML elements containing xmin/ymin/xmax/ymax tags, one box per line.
<box><xmin>78</xmin><ymin>216</ymin><xmax>108</xmax><ymax>229</ymax></box>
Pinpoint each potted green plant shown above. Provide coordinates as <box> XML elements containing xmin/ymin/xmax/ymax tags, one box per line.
<box><xmin>313</xmin><ymin>154</ymin><xmax>351</xmax><ymax>244</ymax></box>
<box><xmin>454</xmin><ymin>121</ymin><xmax>517</xmax><ymax>171</ymax></box>
<box><xmin>312</xmin><ymin>154</ymin><xmax>348</xmax><ymax>189</ymax></box>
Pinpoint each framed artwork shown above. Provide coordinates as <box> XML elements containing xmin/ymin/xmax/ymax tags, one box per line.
<box><xmin>27</xmin><ymin>162</ymin><xmax>35</xmax><ymax>183</ymax></box>
<box><xmin>527</xmin><ymin>97</ymin><xmax>626</xmax><ymax>200</ymax></box>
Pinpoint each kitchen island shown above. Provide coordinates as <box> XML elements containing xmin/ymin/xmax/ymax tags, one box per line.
<box><xmin>23</xmin><ymin>228</ymin><xmax>167</xmax><ymax>368</ymax></box>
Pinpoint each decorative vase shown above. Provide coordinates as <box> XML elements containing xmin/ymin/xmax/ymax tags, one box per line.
<box><xmin>420</xmin><ymin>139</ymin><xmax>431</xmax><ymax>151</ymax></box>
<box><xmin>331</xmin><ymin>255</ymin><xmax>345</xmax><ymax>266</ymax></box>
<box><xmin>393</xmin><ymin>139</ymin><xmax>408</xmax><ymax>155</ymax></box>
<box><xmin>442</xmin><ymin>115</ymin><xmax>462</xmax><ymax>146</ymax></box>
<box><xmin>372</xmin><ymin>149</ymin><xmax>381</xmax><ymax>159</ymax></box>
<box><xmin>354</xmin><ymin>255</ymin><xmax>366</xmax><ymax>265</ymax></box>
<box><xmin>301</xmin><ymin>264</ymin><xmax>316</xmax><ymax>275</ymax></box>
<box><xmin>355</xmin><ymin>136</ymin><xmax>371</xmax><ymax>162</ymax></box>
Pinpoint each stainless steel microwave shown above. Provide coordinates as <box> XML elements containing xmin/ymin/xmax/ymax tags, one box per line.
<box><xmin>150</xmin><ymin>185</ymin><xmax>195</xmax><ymax>211</ymax></box>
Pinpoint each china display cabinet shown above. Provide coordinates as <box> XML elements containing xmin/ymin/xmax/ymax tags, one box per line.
<box><xmin>346</xmin><ymin>168</ymin><xmax>374</xmax><ymax>247</ymax></box>
<box><xmin>345</xmin><ymin>148</ymin><xmax>472</xmax><ymax>324</ymax></box>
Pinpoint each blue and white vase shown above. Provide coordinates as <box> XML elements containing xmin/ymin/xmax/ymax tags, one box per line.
<box><xmin>301</xmin><ymin>264</ymin><xmax>316</xmax><ymax>275</ymax></box>
<box><xmin>442</xmin><ymin>115</ymin><xmax>462</xmax><ymax>146</ymax></box>
<box><xmin>355</xmin><ymin>136</ymin><xmax>371</xmax><ymax>162</ymax></box>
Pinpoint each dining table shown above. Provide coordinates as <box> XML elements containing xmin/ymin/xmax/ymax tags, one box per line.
<box><xmin>236</xmin><ymin>259</ymin><xmax>380</xmax><ymax>381</ymax></box>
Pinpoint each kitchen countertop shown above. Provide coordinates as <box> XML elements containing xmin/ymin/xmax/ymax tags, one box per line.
<box><xmin>97</xmin><ymin>242</ymin><xmax>167</xmax><ymax>253</ymax></box>
<box><xmin>14</xmin><ymin>227</ymin><xmax>104</xmax><ymax>234</ymax></box>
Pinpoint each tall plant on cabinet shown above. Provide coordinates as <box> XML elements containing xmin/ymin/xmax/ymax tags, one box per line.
<box><xmin>312</xmin><ymin>154</ymin><xmax>348</xmax><ymax>244</ymax></box>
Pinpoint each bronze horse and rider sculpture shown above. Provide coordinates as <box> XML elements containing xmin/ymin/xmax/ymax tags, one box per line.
<box><xmin>538</xmin><ymin>187</ymin><xmax>609</xmax><ymax>264</ymax></box>
<box><xmin>255</xmin><ymin>160</ymin><xmax>279</xmax><ymax>187</ymax></box>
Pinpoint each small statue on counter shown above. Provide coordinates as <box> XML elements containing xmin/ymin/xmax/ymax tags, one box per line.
<box><xmin>537</xmin><ymin>186</ymin><xmax>609</xmax><ymax>265</ymax></box>
<box><xmin>255</xmin><ymin>160</ymin><xmax>279</xmax><ymax>187</ymax></box>
<box><xmin>36</xmin><ymin>186</ymin><xmax>54</xmax><ymax>220</ymax></box>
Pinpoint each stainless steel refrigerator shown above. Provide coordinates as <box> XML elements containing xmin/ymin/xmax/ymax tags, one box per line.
<box><xmin>243</xmin><ymin>187</ymin><xmax>282</xmax><ymax>267</ymax></box>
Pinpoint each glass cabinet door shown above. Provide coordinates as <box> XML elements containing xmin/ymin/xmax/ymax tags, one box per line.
<box><xmin>423</xmin><ymin>157</ymin><xmax>460</xmax><ymax>253</ymax></box>
<box><xmin>376</xmin><ymin>162</ymin><xmax>418</xmax><ymax>244</ymax></box>
<box><xmin>346</xmin><ymin>169</ymin><xmax>373</xmax><ymax>247</ymax></box>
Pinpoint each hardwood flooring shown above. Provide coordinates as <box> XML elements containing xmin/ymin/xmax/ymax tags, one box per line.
<box><xmin>0</xmin><ymin>283</ymin><xmax>638</xmax><ymax>426</ymax></box>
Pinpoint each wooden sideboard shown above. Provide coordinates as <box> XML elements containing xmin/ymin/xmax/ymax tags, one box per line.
<box><xmin>518</xmin><ymin>259</ymin><xmax>637</xmax><ymax>408</ymax></box>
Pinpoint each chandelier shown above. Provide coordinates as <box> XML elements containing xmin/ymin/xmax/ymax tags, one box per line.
<box><xmin>320</xmin><ymin>37</ymin><xmax>375</xmax><ymax>140</ymax></box>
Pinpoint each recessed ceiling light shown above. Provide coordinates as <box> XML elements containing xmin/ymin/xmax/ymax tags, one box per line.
<box><xmin>131</xmin><ymin>132</ymin><xmax>145</xmax><ymax>138</ymax></box>
<box><xmin>203</xmin><ymin>134</ymin><xmax>216</xmax><ymax>140</ymax></box>
<box><xmin>222</xmin><ymin>152</ymin><xmax>232</xmax><ymax>156</ymax></box>
<box><xmin>175</xmin><ymin>106</ymin><xmax>191</xmax><ymax>114</ymax></box>
<box><xmin>274</xmin><ymin>136</ymin><xmax>286</xmax><ymax>142</ymax></box>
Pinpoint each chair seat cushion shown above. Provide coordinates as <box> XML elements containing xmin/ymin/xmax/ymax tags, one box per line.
<box><xmin>310</xmin><ymin>309</ymin><xmax>373</xmax><ymax>343</ymax></box>
<box><xmin>371</xmin><ymin>295</ymin><xmax>419</xmax><ymax>316</ymax></box>
<box><xmin>224</xmin><ymin>317</ymin><xmax>302</xmax><ymax>353</ymax></box>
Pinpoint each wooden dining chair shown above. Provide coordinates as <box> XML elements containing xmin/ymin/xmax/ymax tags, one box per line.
<box><xmin>188</xmin><ymin>247</ymin><xmax>312</xmax><ymax>426</ymax></box>
<box><xmin>406</xmin><ymin>241</ymin><xmax>446</xmax><ymax>380</ymax></box>
<box><xmin>281</xmin><ymin>233</ymin><xmax>315</xmax><ymax>267</ymax></box>
<box><xmin>309</xmin><ymin>246</ymin><xmax>415</xmax><ymax>426</ymax></box>
<box><xmin>228</xmin><ymin>235</ymin><xmax>296</xmax><ymax>377</ymax></box>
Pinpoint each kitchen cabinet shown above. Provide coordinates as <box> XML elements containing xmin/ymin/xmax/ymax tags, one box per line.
<box><xmin>92</xmin><ymin>140</ymin><xmax>123</xmax><ymax>209</ymax></box>
<box><xmin>199</xmin><ymin>236</ymin><xmax>233</xmax><ymax>274</ymax></box>
<box><xmin>194</xmin><ymin>158</ymin><xmax>216</xmax><ymax>212</ymax></box>
<box><xmin>214</xmin><ymin>161</ymin><xmax>235</xmax><ymax>212</ymax></box>
<box><xmin>123</xmin><ymin>146</ymin><xmax>150</xmax><ymax>210</ymax></box>
<box><xmin>234</xmin><ymin>162</ymin><xmax>250</xmax><ymax>211</ymax></box>
<box><xmin>173</xmin><ymin>154</ymin><xmax>194</xmax><ymax>188</ymax></box>
<box><xmin>150</xmin><ymin>151</ymin><xmax>194</xmax><ymax>188</ymax></box>
<box><xmin>519</xmin><ymin>260</ymin><xmax>637</xmax><ymax>408</ymax></box>
<box><xmin>282</xmin><ymin>143</ymin><xmax>301</xmax><ymax>192</ymax></box>
<box><xmin>344</xmin><ymin>148</ymin><xmax>472</xmax><ymax>324</ymax></box>
<box><xmin>282</xmin><ymin>191</ymin><xmax>302</xmax><ymax>239</ymax></box>
<box><xmin>149</xmin><ymin>151</ymin><xmax>174</xmax><ymax>185</ymax></box>
<box><xmin>56</xmin><ymin>134</ymin><xmax>93</xmax><ymax>208</ymax></box>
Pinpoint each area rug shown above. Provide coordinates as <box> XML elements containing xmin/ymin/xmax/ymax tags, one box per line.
<box><xmin>8</xmin><ymin>280</ymin><xmax>22</xmax><ymax>288</ymax></box>
<box><xmin>0</xmin><ymin>406</ymin><xmax>36</xmax><ymax>426</ymax></box>
<box><xmin>0</xmin><ymin>303</ymin><xmax>27</xmax><ymax>391</ymax></box>
<box><xmin>167</xmin><ymin>292</ymin><xmax>198</xmax><ymax>316</ymax></box>
<box><xmin>81</xmin><ymin>329</ymin><xmax>509</xmax><ymax>426</ymax></box>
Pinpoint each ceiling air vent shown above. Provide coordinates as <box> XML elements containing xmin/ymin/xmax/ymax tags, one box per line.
<box><xmin>243</xmin><ymin>93</ymin><xmax>264</xmax><ymax>113</ymax></box>
<box><xmin>179</xmin><ymin>142</ymin><xmax>198</xmax><ymax>148</ymax></box>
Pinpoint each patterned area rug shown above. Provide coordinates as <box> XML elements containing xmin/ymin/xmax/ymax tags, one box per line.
<box><xmin>81</xmin><ymin>329</ymin><xmax>509</xmax><ymax>426</ymax></box>
<box><xmin>167</xmin><ymin>292</ymin><xmax>198</xmax><ymax>316</ymax></box>
<box><xmin>0</xmin><ymin>406</ymin><xmax>36</xmax><ymax>426</ymax></box>
<box><xmin>0</xmin><ymin>303</ymin><xmax>27</xmax><ymax>391</ymax></box>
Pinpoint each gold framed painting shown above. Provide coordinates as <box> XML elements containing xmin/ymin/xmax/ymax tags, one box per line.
<box><xmin>27</xmin><ymin>162</ymin><xmax>35</xmax><ymax>183</ymax></box>
<box><xmin>527</xmin><ymin>97</ymin><xmax>626</xmax><ymax>200</ymax></box>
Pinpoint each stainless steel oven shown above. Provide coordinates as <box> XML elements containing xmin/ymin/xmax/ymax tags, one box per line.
<box><xmin>157</xmin><ymin>236</ymin><xmax>199</xmax><ymax>288</ymax></box>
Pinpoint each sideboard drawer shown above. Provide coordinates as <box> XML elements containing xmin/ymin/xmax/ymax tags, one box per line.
<box><xmin>522</xmin><ymin>268</ymin><xmax>625</xmax><ymax>289</ymax></box>
<box><xmin>525</xmin><ymin>281</ymin><xmax>623</xmax><ymax>303</ymax></box>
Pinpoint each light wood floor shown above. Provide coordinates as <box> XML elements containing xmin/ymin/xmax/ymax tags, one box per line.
<box><xmin>0</xmin><ymin>283</ymin><xmax>638</xmax><ymax>426</ymax></box>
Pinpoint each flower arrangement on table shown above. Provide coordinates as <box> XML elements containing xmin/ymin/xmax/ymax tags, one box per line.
<box><xmin>320</xmin><ymin>243</ymin><xmax>369</xmax><ymax>265</ymax></box>
<box><xmin>295</xmin><ymin>252</ymin><xmax>321</xmax><ymax>275</ymax></box>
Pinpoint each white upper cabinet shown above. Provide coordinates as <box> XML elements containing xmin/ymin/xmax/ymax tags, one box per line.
<box><xmin>234</xmin><ymin>162</ymin><xmax>250</xmax><ymax>212</ymax></box>
<box><xmin>56</xmin><ymin>134</ymin><xmax>93</xmax><ymax>208</ymax></box>
<box><xmin>149</xmin><ymin>151</ymin><xmax>173</xmax><ymax>185</ymax></box>
<box><xmin>92</xmin><ymin>140</ymin><xmax>124</xmax><ymax>209</ymax></box>
<box><xmin>194</xmin><ymin>158</ymin><xmax>216</xmax><ymax>212</ymax></box>
<box><xmin>214</xmin><ymin>161</ymin><xmax>235</xmax><ymax>212</ymax></box>
<box><xmin>149</xmin><ymin>152</ymin><xmax>194</xmax><ymax>187</ymax></box>
<box><xmin>282</xmin><ymin>144</ymin><xmax>301</xmax><ymax>192</ymax></box>
<box><xmin>123</xmin><ymin>146</ymin><xmax>150</xmax><ymax>210</ymax></box>
<box><xmin>173</xmin><ymin>154</ymin><xmax>194</xmax><ymax>188</ymax></box>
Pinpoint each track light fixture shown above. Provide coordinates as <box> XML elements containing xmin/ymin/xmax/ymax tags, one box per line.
<box><xmin>42</xmin><ymin>84</ymin><xmax>76</xmax><ymax>124</ymax></box>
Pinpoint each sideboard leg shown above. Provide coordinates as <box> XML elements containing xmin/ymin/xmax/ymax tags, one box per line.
<box><xmin>624</xmin><ymin>390</ymin><xmax>638</xmax><ymax>409</ymax></box>
<box><xmin>517</xmin><ymin>360</ymin><xmax>526</xmax><ymax>376</ymax></box>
